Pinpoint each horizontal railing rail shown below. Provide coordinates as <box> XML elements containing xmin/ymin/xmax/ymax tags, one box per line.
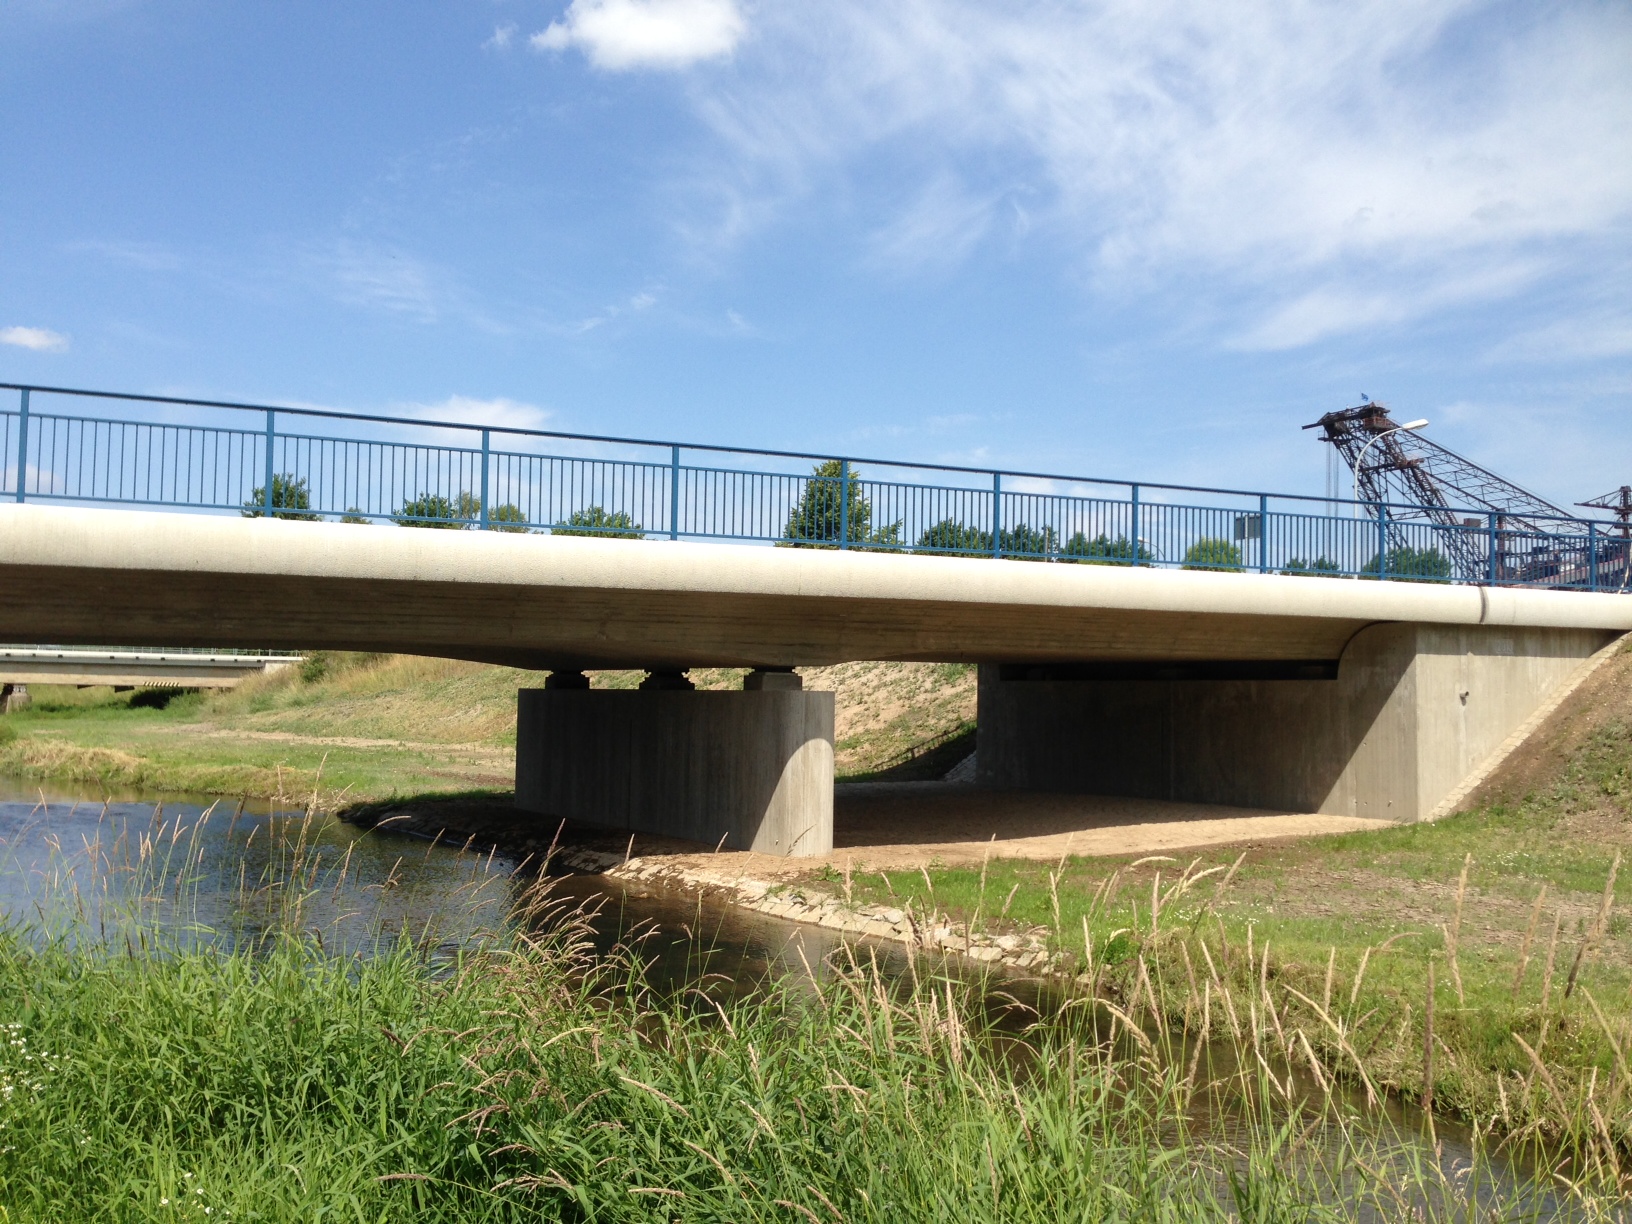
<box><xmin>2</xmin><ymin>382</ymin><xmax>1627</xmax><ymax>593</ymax></box>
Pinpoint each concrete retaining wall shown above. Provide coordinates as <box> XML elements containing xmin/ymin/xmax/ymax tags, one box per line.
<box><xmin>515</xmin><ymin>689</ymin><xmax>835</xmax><ymax>855</ymax></box>
<box><xmin>977</xmin><ymin>624</ymin><xmax>1618</xmax><ymax>822</ymax></box>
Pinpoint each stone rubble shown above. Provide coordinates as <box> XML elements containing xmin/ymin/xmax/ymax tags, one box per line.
<box><xmin>553</xmin><ymin>844</ymin><xmax>1062</xmax><ymax>974</ymax></box>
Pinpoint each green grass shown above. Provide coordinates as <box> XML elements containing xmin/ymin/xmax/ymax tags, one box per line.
<box><xmin>832</xmin><ymin>710</ymin><xmax>1632</xmax><ymax>1150</ymax></box>
<box><xmin>0</xmin><ymin>895</ymin><xmax>1615</xmax><ymax>1220</ymax></box>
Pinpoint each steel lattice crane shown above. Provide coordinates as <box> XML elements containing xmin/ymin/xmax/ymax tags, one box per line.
<box><xmin>1304</xmin><ymin>402</ymin><xmax>1624</xmax><ymax>587</ymax></box>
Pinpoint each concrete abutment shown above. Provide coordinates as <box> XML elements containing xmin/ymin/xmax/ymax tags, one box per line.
<box><xmin>977</xmin><ymin>624</ymin><xmax>1620</xmax><ymax>822</ymax></box>
<box><xmin>514</xmin><ymin>673</ymin><xmax>835</xmax><ymax>856</ymax></box>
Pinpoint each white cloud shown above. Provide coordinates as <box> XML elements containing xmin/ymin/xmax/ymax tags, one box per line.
<box><xmin>659</xmin><ymin>0</ymin><xmax>1632</xmax><ymax>345</ymax></box>
<box><xmin>400</xmin><ymin>395</ymin><xmax>554</xmax><ymax>433</ymax></box>
<box><xmin>1</xmin><ymin>326</ymin><xmax>69</xmax><ymax>352</ymax></box>
<box><xmin>484</xmin><ymin>23</ymin><xmax>518</xmax><ymax>51</ymax></box>
<box><xmin>532</xmin><ymin>0</ymin><xmax>744</xmax><ymax>70</ymax></box>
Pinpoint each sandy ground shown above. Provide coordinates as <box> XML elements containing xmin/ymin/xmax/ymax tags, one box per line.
<box><xmin>650</xmin><ymin>782</ymin><xmax>1396</xmax><ymax>878</ymax></box>
<box><xmin>349</xmin><ymin>781</ymin><xmax>1393</xmax><ymax>881</ymax></box>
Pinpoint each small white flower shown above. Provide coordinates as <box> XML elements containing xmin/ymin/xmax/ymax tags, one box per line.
<box><xmin>160</xmin><ymin>1198</ymin><xmax>169</xmax><ymax>1206</ymax></box>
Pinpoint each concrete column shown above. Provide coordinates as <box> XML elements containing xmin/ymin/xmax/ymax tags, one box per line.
<box><xmin>515</xmin><ymin>676</ymin><xmax>834</xmax><ymax>856</ymax></box>
<box><xmin>977</xmin><ymin>624</ymin><xmax>1618</xmax><ymax>822</ymax></box>
<box><xmin>0</xmin><ymin>683</ymin><xmax>28</xmax><ymax>714</ymax></box>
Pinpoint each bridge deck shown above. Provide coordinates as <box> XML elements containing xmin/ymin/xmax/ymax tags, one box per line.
<box><xmin>1</xmin><ymin>504</ymin><xmax>1626</xmax><ymax>670</ymax></box>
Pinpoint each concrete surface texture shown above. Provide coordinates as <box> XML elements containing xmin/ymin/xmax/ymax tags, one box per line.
<box><xmin>2</xmin><ymin>503</ymin><xmax>1629</xmax><ymax>670</ymax></box>
<box><xmin>977</xmin><ymin>625</ymin><xmax>1621</xmax><ymax>822</ymax></box>
<box><xmin>514</xmin><ymin>688</ymin><xmax>836</xmax><ymax>856</ymax></box>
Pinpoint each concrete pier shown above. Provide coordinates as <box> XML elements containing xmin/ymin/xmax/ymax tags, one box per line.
<box><xmin>515</xmin><ymin>672</ymin><xmax>835</xmax><ymax>856</ymax></box>
<box><xmin>978</xmin><ymin>624</ymin><xmax>1619</xmax><ymax>822</ymax></box>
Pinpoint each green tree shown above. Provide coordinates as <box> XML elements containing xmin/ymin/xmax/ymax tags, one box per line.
<box><xmin>241</xmin><ymin>474</ymin><xmax>319</xmax><ymax>521</ymax></box>
<box><xmin>1282</xmin><ymin>555</ymin><xmax>1343</xmax><ymax>577</ymax></box>
<box><xmin>915</xmin><ymin>518</ymin><xmax>991</xmax><ymax>557</ymax></box>
<box><xmin>1182</xmin><ymin>537</ymin><xmax>1243</xmax><ymax>571</ymax></box>
<box><xmin>1362</xmin><ymin>545</ymin><xmax>1452</xmax><ymax>582</ymax></box>
<box><xmin>393</xmin><ymin>492</ymin><xmax>469</xmax><ymax>529</ymax></box>
<box><xmin>1061</xmin><ymin>532</ymin><xmax>1152</xmax><ymax>565</ymax></box>
<box><xmin>553</xmin><ymin>505</ymin><xmax>644</xmax><ymax>539</ymax></box>
<box><xmin>488</xmin><ymin>503</ymin><xmax>530</xmax><ymax>533</ymax></box>
<box><xmin>1000</xmin><ymin>523</ymin><xmax>1058</xmax><ymax>560</ymax></box>
<box><xmin>340</xmin><ymin>508</ymin><xmax>372</xmax><ymax>525</ymax></box>
<box><xmin>781</xmin><ymin>461</ymin><xmax>901</xmax><ymax>549</ymax></box>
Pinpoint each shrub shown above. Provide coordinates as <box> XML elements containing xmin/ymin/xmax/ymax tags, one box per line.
<box><xmin>916</xmin><ymin>518</ymin><xmax>991</xmax><ymax>557</ymax></box>
<box><xmin>241</xmin><ymin>474</ymin><xmax>320</xmax><ymax>521</ymax></box>
<box><xmin>340</xmin><ymin>508</ymin><xmax>372</xmax><ymax>525</ymax></box>
<box><xmin>394</xmin><ymin>493</ymin><xmax>469</xmax><ymax>529</ymax></box>
<box><xmin>488</xmin><ymin>503</ymin><xmax>530</xmax><ymax>532</ymax></box>
<box><xmin>1362</xmin><ymin>545</ymin><xmax>1453</xmax><ymax>581</ymax></box>
<box><xmin>553</xmin><ymin>505</ymin><xmax>643</xmax><ymax>539</ymax></box>
<box><xmin>1282</xmin><ymin>555</ymin><xmax>1343</xmax><ymax>577</ymax></box>
<box><xmin>1062</xmin><ymin>532</ymin><xmax>1151</xmax><ymax>565</ymax></box>
<box><xmin>1182</xmin><ymin>537</ymin><xmax>1243</xmax><ymax>571</ymax></box>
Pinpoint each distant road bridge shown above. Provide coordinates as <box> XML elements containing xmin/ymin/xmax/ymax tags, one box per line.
<box><xmin>0</xmin><ymin>646</ymin><xmax>300</xmax><ymax>689</ymax></box>
<box><xmin>1</xmin><ymin>383</ymin><xmax>1627</xmax><ymax>855</ymax></box>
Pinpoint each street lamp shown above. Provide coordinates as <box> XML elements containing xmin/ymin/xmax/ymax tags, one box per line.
<box><xmin>1353</xmin><ymin>418</ymin><xmax>1428</xmax><ymax>507</ymax></box>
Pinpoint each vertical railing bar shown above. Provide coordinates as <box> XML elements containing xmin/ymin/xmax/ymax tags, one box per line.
<box><xmin>1130</xmin><ymin>483</ymin><xmax>1140</xmax><ymax>566</ymax></box>
<box><xmin>263</xmin><ymin>410</ymin><xmax>276</xmax><ymax>517</ymax></box>
<box><xmin>1258</xmin><ymin>494</ymin><xmax>1269</xmax><ymax>574</ymax></box>
<box><xmin>839</xmin><ymin>459</ymin><xmax>850</xmax><ymax>550</ymax></box>
<box><xmin>13</xmin><ymin>388</ymin><xmax>28</xmax><ymax>502</ymax></box>
<box><xmin>1487</xmin><ymin>513</ymin><xmax>1498</xmax><ymax>586</ymax></box>
<box><xmin>991</xmin><ymin>471</ymin><xmax>1002</xmax><ymax>558</ymax></box>
<box><xmin>479</xmin><ymin>429</ymin><xmax>491</xmax><ymax>529</ymax></box>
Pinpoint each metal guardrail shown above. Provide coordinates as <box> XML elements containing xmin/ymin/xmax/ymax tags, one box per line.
<box><xmin>2</xmin><ymin>382</ymin><xmax>1627</xmax><ymax>591</ymax></box>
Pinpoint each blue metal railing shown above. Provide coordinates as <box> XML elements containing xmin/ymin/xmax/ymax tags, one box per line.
<box><xmin>2</xmin><ymin>382</ymin><xmax>1627</xmax><ymax>592</ymax></box>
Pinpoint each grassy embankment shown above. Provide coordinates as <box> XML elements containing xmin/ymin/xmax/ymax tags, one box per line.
<box><xmin>0</xmin><ymin>655</ymin><xmax>977</xmax><ymax>802</ymax></box>
<box><xmin>829</xmin><ymin>640</ymin><xmax>1632</xmax><ymax>1155</ymax></box>
<box><xmin>0</xmin><ymin>821</ymin><xmax>1618</xmax><ymax>1222</ymax></box>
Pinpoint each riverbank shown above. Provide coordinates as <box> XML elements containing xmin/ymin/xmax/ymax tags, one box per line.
<box><xmin>0</xmin><ymin>875</ymin><xmax>1617</xmax><ymax>1221</ymax></box>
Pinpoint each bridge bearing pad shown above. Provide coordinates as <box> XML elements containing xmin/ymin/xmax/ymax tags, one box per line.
<box><xmin>514</xmin><ymin>688</ymin><xmax>835</xmax><ymax>857</ymax></box>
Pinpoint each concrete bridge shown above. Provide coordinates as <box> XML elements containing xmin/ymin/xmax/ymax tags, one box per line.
<box><xmin>1</xmin><ymin>501</ymin><xmax>1627</xmax><ymax>856</ymax></box>
<box><xmin>0</xmin><ymin>644</ymin><xmax>299</xmax><ymax>712</ymax></box>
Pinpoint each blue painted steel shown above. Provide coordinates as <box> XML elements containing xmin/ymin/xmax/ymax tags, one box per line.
<box><xmin>13</xmin><ymin>388</ymin><xmax>27</xmax><ymax>504</ymax></box>
<box><xmin>263</xmin><ymin>410</ymin><xmax>275</xmax><ymax>517</ymax></box>
<box><xmin>838</xmin><ymin>459</ymin><xmax>850</xmax><ymax>550</ymax></box>
<box><xmin>479</xmin><ymin>429</ymin><xmax>491</xmax><ymax>530</ymax></box>
<box><xmin>669</xmin><ymin>445</ymin><xmax>680</xmax><ymax>541</ymax></box>
<box><xmin>1130</xmin><ymin>484</ymin><xmax>1140</xmax><ymax>565</ymax></box>
<box><xmin>991</xmin><ymin>472</ymin><xmax>1002</xmax><ymax>558</ymax></box>
<box><xmin>0</xmin><ymin>380</ymin><xmax>1622</xmax><ymax>593</ymax></box>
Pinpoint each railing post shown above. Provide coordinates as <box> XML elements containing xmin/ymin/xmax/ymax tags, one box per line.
<box><xmin>669</xmin><ymin>445</ymin><xmax>680</xmax><ymax>541</ymax></box>
<box><xmin>1130</xmin><ymin>483</ymin><xmax>1140</xmax><ymax>566</ymax></box>
<box><xmin>1376</xmin><ymin>500</ymin><xmax>1387</xmax><ymax>580</ymax></box>
<box><xmin>479</xmin><ymin>429</ymin><xmax>491</xmax><ymax>529</ymax></box>
<box><xmin>1589</xmin><ymin>521</ymin><xmax>1598</xmax><ymax>592</ymax></box>
<box><xmin>1258</xmin><ymin>493</ymin><xmax>1268</xmax><ymax>573</ymax></box>
<box><xmin>13</xmin><ymin>388</ymin><xmax>28</xmax><ymax>503</ymax></box>
<box><xmin>991</xmin><ymin>472</ymin><xmax>1002</xmax><ymax>558</ymax></box>
<box><xmin>1487</xmin><ymin>512</ymin><xmax>1498</xmax><ymax>584</ymax></box>
<box><xmin>263</xmin><ymin>409</ymin><xmax>276</xmax><ymax>517</ymax></box>
<box><xmin>838</xmin><ymin>459</ymin><xmax>850</xmax><ymax>549</ymax></box>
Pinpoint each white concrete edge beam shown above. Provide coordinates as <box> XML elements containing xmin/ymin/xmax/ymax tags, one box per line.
<box><xmin>3</xmin><ymin>503</ymin><xmax>1629</xmax><ymax>632</ymax></box>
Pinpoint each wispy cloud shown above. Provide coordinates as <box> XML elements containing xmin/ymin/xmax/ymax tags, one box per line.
<box><xmin>532</xmin><ymin>0</ymin><xmax>744</xmax><ymax>71</ymax></box>
<box><xmin>649</xmin><ymin>0</ymin><xmax>1631</xmax><ymax>345</ymax></box>
<box><xmin>484</xmin><ymin>23</ymin><xmax>518</xmax><ymax>52</ymax></box>
<box><xmin>319</xmin><ymin>243</ymin><xmax>440</xmax><ymax>322</ymax></box>
<box><xmin>0</xmin><ymin>326</ymin><xmax>69</xmax><ymax>353</ymax></box>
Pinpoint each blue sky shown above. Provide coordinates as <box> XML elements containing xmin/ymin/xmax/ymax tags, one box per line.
<box><xmin>1</xmin><ymin>0</ymin><xmax>1629</xmax><ymax>506</ymax></box>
